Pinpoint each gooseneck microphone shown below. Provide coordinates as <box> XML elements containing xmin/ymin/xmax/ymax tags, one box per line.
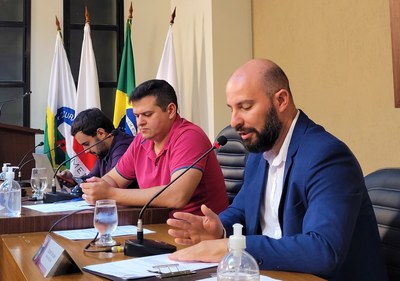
<box><xmin>43</xmin><ymin>130</ymin><xmax>118</xmax><ymax>203</ymax></box>
<box><xmin>14</xmin><ymin>140</ymin><xmax>44</xmax><ymax>188</ymax></box>
<box><xmin>18</xmin><ymin>143</ymin><xmax>66</xmax><ymax>181</ymax></box>
<box><xmin>52</xmin><ymin>129</ymin><xmax>118</xmax><ymax>178</ymax></box>
<box><xmin>16</xmin><ymin>141</ymin><xmax>44</xmax><ymax>169</ymax></box>
<box><xmin>124</xmin><ymin>135</ymin><xmax>228</xmax><ymax>257</ymax></box>
<box><xmin>0</xmin><ymin>91</ymin><xmax>32</xmax><ymax>118</ymax></box>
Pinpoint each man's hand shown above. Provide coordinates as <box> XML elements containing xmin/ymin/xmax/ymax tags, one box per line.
<box><xmin>167</xmin><ymin>204</ymin><xmax>224</xmax><ymax>246</ymax></box>
<box><xmin>56</xmin><ymin>170</ymin><xmax>77</xmax><ymax>188</ymax></box>
<box><xmin>168</xmin><ymin>239</ymin><xmax>228</xmax><ymax>263</ymax></box>
<box><xmin>80</xmin><ymin>177</ymin><xmax>113</xmax><ymax>205</ymax></box>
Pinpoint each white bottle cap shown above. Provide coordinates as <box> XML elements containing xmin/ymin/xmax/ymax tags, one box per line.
<box><xmin>229</xmin><ymin>223</ymin><xmax>246</xmax><ymax>250</ymax></box>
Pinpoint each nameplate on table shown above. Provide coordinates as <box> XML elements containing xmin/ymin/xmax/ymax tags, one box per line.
<box><xmin>32</xmin><ymin>234</ymin><xmax>80</xmax><ymax>277</ymax></box>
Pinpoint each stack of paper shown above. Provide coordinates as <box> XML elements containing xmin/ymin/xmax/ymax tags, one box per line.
<box><xmin>83</xmin><ymin>253</ymin><xmax>218</xmax><ymax>280</ymax></box>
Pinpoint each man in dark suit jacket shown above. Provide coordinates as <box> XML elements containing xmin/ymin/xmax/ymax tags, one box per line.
<box><xmin>167</xmin><ymin>59</ymin><xmax>388</xmax><ymax>280</ymax></box>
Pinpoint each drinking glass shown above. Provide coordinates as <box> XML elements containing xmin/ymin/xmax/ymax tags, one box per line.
<box><xmin>30</xmin><ymin>168</ymin><xmax>48</xmax><ymax>200</ymax></box>
<box><xmin>93</xmin><ymin>199</ymin><xmax>118</xmax><ymax>246</ymax></box>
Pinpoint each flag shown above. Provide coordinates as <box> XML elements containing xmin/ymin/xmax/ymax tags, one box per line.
<box><xmin>44</xmin><ymin>31</ymin><xmax>76</xmax><ymax>170</ymax></box>
<box><xmin>156</xmin><ymin>24</ymin><xmax>179</xmax><ymax>105</ymax></box>
<box><xmin>72</xmin><ymin>21</ymin><xmax>101</xmax><ymax>177</ymax></box>
<box><xmin>113</xmin><ymin>17</ymin><xmax>137</xmax><ymax>136</ymax></box>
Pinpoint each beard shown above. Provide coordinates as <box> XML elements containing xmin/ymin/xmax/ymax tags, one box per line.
<box><xmin>236</xmin><ymin>105</ymin><xmax>282</xmax><ymax>153</ymax></box>
<box><xmin>93</xmin><ymin>137</ymin><xmax>108</xmax><ymax>159</ymax></box>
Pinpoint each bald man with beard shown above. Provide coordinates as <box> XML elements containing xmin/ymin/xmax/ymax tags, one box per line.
<box><xmin>167</xmin><ymin>59</ymin><xmax>388</xmax><ymax>281</ymax></box>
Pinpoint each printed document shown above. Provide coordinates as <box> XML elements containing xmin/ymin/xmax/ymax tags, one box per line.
<box><xmin>23</xmin><ymin>200</ymin><xmax>92</xmax><ymax>213</ymax></box>
<box><xmin>53</xmin><ymin>225</ymin><xmax>154</xmax><ymax>240</ymax></box>
<box><xmin>83</xmin><ymin>253</ymin><xmax>217</xmax><ymax>280</ymax></box>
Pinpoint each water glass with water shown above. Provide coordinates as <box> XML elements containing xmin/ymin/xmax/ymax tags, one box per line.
<box><xmin>30</xmin><ymin>168</ymin><xmax>48</xmax><ymax>200</ymax></box>
<box><xmin>93</xmin><ymin>199</ymin><xmax>118</xmax><ymax>246</ymax></box>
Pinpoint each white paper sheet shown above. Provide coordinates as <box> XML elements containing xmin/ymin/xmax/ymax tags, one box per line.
<box><xmin>83</xmin><ymin>253</ymin><xmax>218</xmax><ymax>280</ymax></box>
<box><xmin>23</xmin><ymin>199</ymin><xmax>93</xmax><ymax>213</ymax></box>
<box><xmin>53</xmin><ymin>225</ymin><xmax>154</xmax><ymax>240</ymax></box>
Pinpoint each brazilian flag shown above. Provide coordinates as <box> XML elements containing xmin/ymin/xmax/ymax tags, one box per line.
<box><xmin>113</xmin><ymin>17</ymin><xmax>137</xmax><ymax>136</ymax></box>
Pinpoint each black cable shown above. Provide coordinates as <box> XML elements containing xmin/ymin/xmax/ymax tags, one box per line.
<box><xmin>83</xmin><ymin>230</ymin><xmax>124</xmax><ymax>253</ymax></box>
<box><xmin>84</xmin><ymin>232</ymin><xmax>99</xmax><ymax>251</ymax></box>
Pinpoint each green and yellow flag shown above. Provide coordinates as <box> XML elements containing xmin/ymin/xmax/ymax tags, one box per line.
<box><xmin>113</xmin><ymin>14</ymin><xmax>137</xmax><ymax>135</ymax></box>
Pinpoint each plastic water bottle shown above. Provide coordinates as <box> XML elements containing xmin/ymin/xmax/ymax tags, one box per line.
<box><xmin>217</xmin><ymin>223</ymin><xmax>260</xmax><ymax>281</ymax></box>
<box><xmin>0</xmin><ymin>167</ymin><xmax>21</xmax><ymax>217</ymax></box>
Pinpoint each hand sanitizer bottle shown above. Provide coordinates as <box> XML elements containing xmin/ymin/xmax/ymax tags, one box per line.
<box><xmin>0</xmin><ymin>167</ymin><xmax>21</xmax><ymax>217</ymax></box>
<box><xmin>217</xmin><ymin>223</ymin><xmax>260</xmax><ymax>281</ymax></box>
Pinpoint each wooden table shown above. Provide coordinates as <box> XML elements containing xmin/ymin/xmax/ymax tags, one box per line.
<box><xmin>0</xmin><ymin>224</ymin><xmax>325</xmax><ymax>281</ymax></box>
<box><xmin>0</xmin><ymin>200</ymin><xmax>170</xmax><ymax>234</ymax></box>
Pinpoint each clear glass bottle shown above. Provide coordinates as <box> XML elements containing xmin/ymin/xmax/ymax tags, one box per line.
<box><xmin>217</xmin><ymin>223</ymin><xmax>260</xmax><ymax>281</ymax></box>
<box><xmin>0</xmin><ymin>167</ymin><xmax>21</xmax><ymax>217</ymax></box>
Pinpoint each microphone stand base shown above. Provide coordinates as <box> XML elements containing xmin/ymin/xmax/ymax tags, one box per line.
<box><xmin>43</xmin><ymin>192</ymin><xmax>81</xmax><ymax>203</ymax></box>
<box><xmin>124</xmin><ymin>238</ymin><xmax>176</xmax><ymax>257</ymax></box>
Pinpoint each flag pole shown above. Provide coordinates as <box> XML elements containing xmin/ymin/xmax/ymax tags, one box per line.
<box><xmin>128</xmin><ymin>2</ymin><xmax>133</xmax><ymax>26</ymax></box>
<box><xmin>85</xmin><ymin>6</ymin><xmax>90</xmax><ymax>23</ymax></box>
<box><xmin>55</xmin><ymin>16</ymin><xmax>62</xmax><ymax>40</ymax></box>
<box><xmin>55</xmin><ymin>16</ymin><xmax>61</xmax><ymax>31</ymax></box>
<box><xmin>170</xmin><ymin>7</ymin><xmax>176</xmax><ymax>26</ymax></box>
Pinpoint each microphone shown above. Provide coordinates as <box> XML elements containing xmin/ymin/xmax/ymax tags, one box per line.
<box><xmin>0</xmin><ymin>91</ymin><xmax>32</xmax><ymax>118</ymax></box>
<box><xmin>52</xmin><ymin>129</ymin><xmax>118</xmax><ymax>177</ymax></box>
<box><xmin>124</xmin><ymin>135</ymin><xmax>228</xmax><ymax>257</ymax></box>
<box><xmin>18</xmin><ymin>143</ymin><xmax>66</xmax><ymax>181</ymax></box>
<box><xmin>43</xmin><ymin>130</ymin><xmax>118</xmax><ymax>203</ymax></box>
<box><xmin>16</xmin><ymin>141</ymin><xmax>44</xmax><ymax>170</ymax></box>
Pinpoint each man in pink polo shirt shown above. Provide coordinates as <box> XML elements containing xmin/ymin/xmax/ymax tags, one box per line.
<box><xmin>80</xmin><ymin>79</ymin><xmax>228</xmax><ymax>216</ymax></box>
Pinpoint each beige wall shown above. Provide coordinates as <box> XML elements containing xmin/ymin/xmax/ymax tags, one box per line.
<box><xmin>211</xmin><ymin>0</ymin><xmax>253</xmax><ymax>136</ymax></box>
<box><xmin>253</xmin><ymin>0</ymin><xmax>399</xmax><ymax>175</ymax></box>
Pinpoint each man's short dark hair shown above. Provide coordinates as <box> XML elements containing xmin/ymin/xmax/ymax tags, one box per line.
<box><xmin>264</xmin><ymin>64</ymin><xmax>292</xmax><ymax>98</ymax></box>
<box><xmin>71</xmin><ymin>108</ymin><xmax>115</xmax><ymax>137</ymax></box>
<box><xmin>129</xmin><ymin>79</ymin><xmax>178</xmax><ymax>111</ymax></box>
